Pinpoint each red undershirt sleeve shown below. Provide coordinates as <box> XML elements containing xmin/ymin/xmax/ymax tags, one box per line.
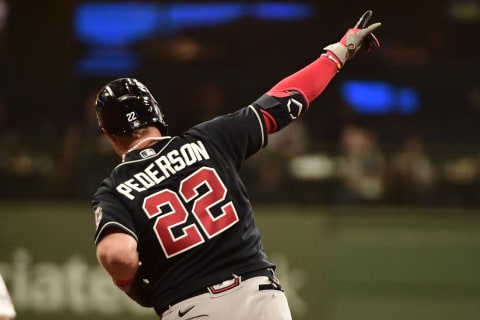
<box><xmin>261</xmin><ymin>53</ymin><xmax>340</xmax><ymax>133</ymax></box>
<box><xmin>267</xmin><ymin>53</ymin><xmax>339</xmax><ymax>103</ymax></box>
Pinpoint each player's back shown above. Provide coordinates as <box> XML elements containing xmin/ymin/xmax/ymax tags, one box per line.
<box><xmin>101</xmin><ymin>106</ymin><xmax>274</xmax><ymax>310</ymax></box>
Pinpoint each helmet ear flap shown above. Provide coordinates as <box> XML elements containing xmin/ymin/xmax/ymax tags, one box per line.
<box><xmin>95</xmin><ymin>78</ymin><xmax>168</xmax><ymax>136</ymax></box>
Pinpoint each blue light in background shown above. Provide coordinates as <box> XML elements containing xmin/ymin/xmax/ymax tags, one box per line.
<box><xmin>253</xmin><ymin>2</ymin><xmax>315</xmax><ymax>20</ymax></box>
<box><xmin>341</xmin><ymin>81</ymin><xmax>420</xmax><ymax>115</ymax></box>
<box><xmin>396</xmin><ymin>87</ymin><xmax>420</xmax><ymax>114</ymax></box>
<box><xmin>74</xmin><ymin>1</ymin><xmax>316</xmax><ymax>76</ymax></box>
<box><xmin>75</xmin><ymin>2</ymin><xmax>316</xmax><ymax>44</ymax></box>
<box><xmin>75</xmin><ymin>3</ymin><xmax>159</xmax><ymax>46</ymax></box>
<box><xmin>168</xmin><ymin>3</ymin><xmax>245</xmax><ymax>30</ymax></box>
<box><xmin>76</xmin><ymin>50</ymin><xmax>140</xmax><ymax>76</ymax></box>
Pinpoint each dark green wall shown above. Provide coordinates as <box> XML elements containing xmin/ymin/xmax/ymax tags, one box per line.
<box><xmin>1</xmin><ymin>202</ymin><xmax>479</xmax><ymax>320</ymax></box>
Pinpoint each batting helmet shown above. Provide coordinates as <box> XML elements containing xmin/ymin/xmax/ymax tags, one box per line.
<box><xmin>95</xmin><ymin>78</ymin><xmax>168</xmax><ymax>136</ymax></box>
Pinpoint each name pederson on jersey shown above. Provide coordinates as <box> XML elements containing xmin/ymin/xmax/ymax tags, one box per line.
<box><xmin>92</xmin><ymin>104</ymin><xmax>275</xmax><ymax>312</ymax></box>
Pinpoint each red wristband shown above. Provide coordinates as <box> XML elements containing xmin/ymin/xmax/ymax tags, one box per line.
<box><xmin>321</xmin><ymin>52</ymin><xmax>342</xmax><ymax>71</ymax></box>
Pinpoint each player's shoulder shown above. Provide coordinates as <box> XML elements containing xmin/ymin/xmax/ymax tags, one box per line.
<box><xmin>190</xmin><ymin>105</ymin><xmax>264</xmax><ymax>135</ymax></box>
<box><xmin>186</xmin><ymin>105</ymin><xmax>267</xmax><ymax>155</ymax></box>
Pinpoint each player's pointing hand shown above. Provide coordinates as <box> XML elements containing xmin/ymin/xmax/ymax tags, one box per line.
<box><xmin>324</xmin><ymin>10</ymin><xmax>381</xmax><ymax>68</ymax></box>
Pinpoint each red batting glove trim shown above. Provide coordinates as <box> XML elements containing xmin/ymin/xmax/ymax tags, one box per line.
<box><xmin>340</xmin><ymin>28</ymin><xmax>360</xmax><ymax>47</ymax></box>
<box><xmin>322</xmin><ymin>52</ymin><xmax>342</xmax><ymax>71</ymax></box>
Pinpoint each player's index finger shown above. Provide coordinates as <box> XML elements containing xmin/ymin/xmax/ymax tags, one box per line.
<box><xmin>354</xmin><ymin>10</ymin><xmax>373</xmax><ymax>29</ymax></box>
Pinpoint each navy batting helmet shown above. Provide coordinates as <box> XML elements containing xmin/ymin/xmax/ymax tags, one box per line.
<box><xmin>95</xmin><ymin>78</ymin><xmax>168</xmax><ymax>136</ymax></box>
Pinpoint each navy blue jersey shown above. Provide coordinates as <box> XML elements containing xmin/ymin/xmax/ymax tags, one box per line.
<box><xmin>92</xmin><ymin>105</ymin><xmax>275</xmax><ymax>313</ymax></box>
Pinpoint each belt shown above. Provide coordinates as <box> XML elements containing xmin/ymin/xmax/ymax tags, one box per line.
<box><xmin>158</xmin><ymin>268</ymin><xmax>274</xmax><ymax>314</ymax></box>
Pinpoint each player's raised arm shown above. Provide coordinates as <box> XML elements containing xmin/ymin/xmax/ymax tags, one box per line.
<box><xmin>256</xmin><ymin>10</ymin><xmax>382</xmax><ymax>134</ymax></box>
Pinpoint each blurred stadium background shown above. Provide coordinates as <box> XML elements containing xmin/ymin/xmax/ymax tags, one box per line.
<box><xmin>1</xmin><ymin>0</ymin><xmax>480</xmax><ymax>319</ymax></box>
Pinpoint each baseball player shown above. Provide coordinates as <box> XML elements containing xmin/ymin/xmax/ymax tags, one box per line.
<box><xmin>0</xmin><ymin>274</ymin><xmax>16</xmax><ymax>320</ymax></box>
<box><xmin>92</xmin><ymin>10</ymin><xmax>381</xmax><ymax>319</ymax></box>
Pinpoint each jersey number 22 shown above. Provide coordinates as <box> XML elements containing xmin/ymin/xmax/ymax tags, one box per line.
<box><xmin>143</xmin><ymin>167</ymin><xmax>239</xmax><ymax>258</ymax></box>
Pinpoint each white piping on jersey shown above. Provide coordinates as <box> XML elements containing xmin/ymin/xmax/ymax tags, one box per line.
<box><xmin>115</xmin><ymin>136</ymin><xmax>174</xmax><ymax>169</ymax></box>
<box><xmin>248</xmin><ymin>105</ymin><xmax>266</xmax><ymax>147</ymax></box>
<box><xmin>122</xmin><ymin>136</ymin><xmax>169</xmax><ymax>162</ymax></box>
<box><xmin>95</xmin><ymin>221</ymin><xmax>138</xmax><ymax>244</ymax></box>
